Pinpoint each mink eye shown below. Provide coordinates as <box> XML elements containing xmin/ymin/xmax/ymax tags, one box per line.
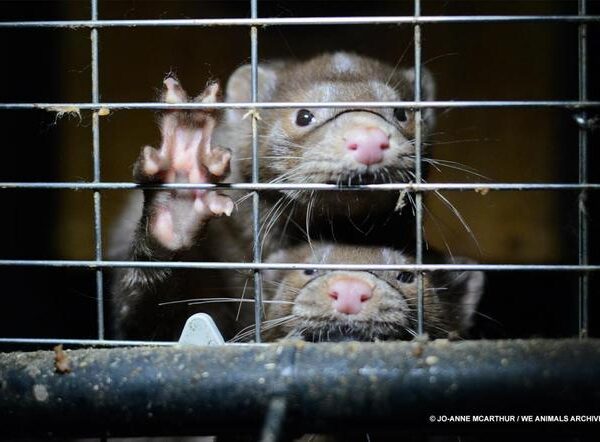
<box><xmin>295</xmin><ymin>109</ymin><xmax>315</xmax><ymax>127</ymax></box>
<box><xmin>303</xmin><ymin>269</ymin><xmax>317</xmax><ymax>276</ymax></box>
<box><xmin>393</xmin><ymin>108</ymin><xmax>408</xmax><ymax>122</ymax></box>
<box><xmin>396</xmin><ymin>271</ymin><xmax>415</xmax><ymax>283</ymax></box>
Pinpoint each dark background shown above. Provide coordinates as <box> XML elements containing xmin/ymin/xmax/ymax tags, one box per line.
<box><xmin>0</xmin><ymin>0</ymin><xmax>598</xmax><ymax>342</ymax></box>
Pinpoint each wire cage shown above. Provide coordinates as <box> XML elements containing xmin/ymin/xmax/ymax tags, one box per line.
<box><xmin>0</xmin><ymin>0</ymin><xmax>599</xmax><ymax>440</ymax></box>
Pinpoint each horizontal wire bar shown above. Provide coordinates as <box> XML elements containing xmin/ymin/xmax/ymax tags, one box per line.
<box><xmin>0</xmin><ymin>337</ymin><xmax>266</xmax><ymax>347</ymax></box>
<box><xmin>0</xmin><ymin>260</ymin><xmax>598</xmax><ymax>272</ymax></box>
<box><xmin>0</xmin><ymin>182</ymin><xmax>599</xmax><ymax>191</ymax></box>
<box><xmin>0</xmin><ymin>338</ymin><xmax>175</xmax><ymax>346</ymax></box>
<box><xmin>2</xmin><ymin>100</ymin><xmax>599</xmax><ymax>110</ymax></box>
<box><xmin>1</xmin><ymin>16</ymin><xmax>600</xmax><ymax>29</ymax></box>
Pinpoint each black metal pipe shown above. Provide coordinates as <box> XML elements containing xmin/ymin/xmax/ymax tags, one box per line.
<box><xmin>1</xmin><ymin>340</ymin><xmax>600</xmax><ymax>438</ymax></box>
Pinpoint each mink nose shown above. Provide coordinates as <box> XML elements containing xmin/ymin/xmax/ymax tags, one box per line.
<box><xmin>344</xmin><ymin>127</ymin><xmax>390</xmax><ymax>165</ymax></box>
<box><xmin>328</xmin><ymin>277</ymin><xmax>373</xmax><ymax>315</ymax></box>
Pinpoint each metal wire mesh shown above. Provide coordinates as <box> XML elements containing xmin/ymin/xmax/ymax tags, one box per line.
<box><xmin>0</xmin><ymin>1</ymin><xmax>596</xmax><ymax>347</ymax></box>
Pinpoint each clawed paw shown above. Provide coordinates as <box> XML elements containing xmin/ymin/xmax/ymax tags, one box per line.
<box><xmin>135</xmin><ymin>76</ymin><xmax>233</xmax><ymax>251</ymax></box>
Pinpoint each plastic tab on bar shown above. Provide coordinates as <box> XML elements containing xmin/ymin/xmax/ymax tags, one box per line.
<box><xmin>178</xmin><ymin>313</ymin><xmax>225</xmax><ymax>346</ymax></box>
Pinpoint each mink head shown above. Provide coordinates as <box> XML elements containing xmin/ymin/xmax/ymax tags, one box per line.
<box><xmin>221</xmin><ymin>52</ymin><xmax>435</xmax><ymax>205</ymax></box>
<box><xmin>262</xmin><ymin>243</ymin><xmax>483</xmax><ymax>343</ymax></box>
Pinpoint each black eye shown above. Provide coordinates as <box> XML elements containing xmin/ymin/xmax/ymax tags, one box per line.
<box><xmin>393</xmin><ymin>108</ymin><xmax>408</xmax><ymax>122</ymax></box>
<box><xmin>303</xmin><ymin>269</ymin><xmax>317</xmax><ymax>276</ymax></box>
<box><xmin>397</xmin><ymin>271</ymin><xmax>414</xmax><ymax>283</ymax></box>
<box><xmin>295</xmin><ymin>109</ymin><xmax>315</xmax><ymax>127</ymax></box>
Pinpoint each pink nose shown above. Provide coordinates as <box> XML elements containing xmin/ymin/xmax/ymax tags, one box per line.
<box><xmin>345</xmin><ymin>127</ymin><xmax>390</xmax><ymax>165</ymax></box>
<box><xmin>328</xmin><ymin>277</ymin><xmax>373</xmax><ymax>315</ymax></box>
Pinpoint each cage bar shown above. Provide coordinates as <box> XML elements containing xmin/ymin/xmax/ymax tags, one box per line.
<box><xmin>250</xmin><ymin>0</ymin><xmax>263</xmax><ymax>343</ymax></box>
<box><xmin>414</xmin><ymin>0</ymin><xmax>425</xmax><ymax>336</ymax></box>
<box><xmin>260</xmin><ymin>396</ymin><xmax>287</xmax><ymax>442</ymax></box>
<box><xmin>0</xmin><ymin>260</ymin><xmax>598</xmax><ymax>272</ymax></box>
<box><xmin>578</xmin><ymin>0</ymin><xmax>590</xmax><ymax>339</ymax></box>
<box><xmin>2</xmin><ymin>100</ymin><xmax>600</xmax><ymax>110</ymax></box>
<box><xmin>1</xmin><ymin>15</ymin><xmax>600</xmax><ymax>29</ymax></box>
<box><xmin>0</xmin><ymin>338</ymin><xmax>176</xmax><ymax>347</ymax></box>
<box><xmin>1</xmin><ymin>182</ymin><xmax>599</xmax><ymax>191</ymax></box>
<box><xmin>90</xmin><ymin>0</ymin><xmax>105</xmax><ymax>341</ymax></box>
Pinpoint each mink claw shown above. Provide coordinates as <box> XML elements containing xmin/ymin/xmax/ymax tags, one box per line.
<box><xmin>162</xmin><ymin>76</ymin><xmax>188</xmax><ymax>103</ymax></box>
<box><xmin>205</xmin><ymin>146</ymin><xmax>232</xmax><ymax>177</ymax></box>
<box><xmin>192</xmin><ymin>192</ymin><xmax>234</xmax><ymax>218</ymax></box>
<box><xmin>205</xmin><ymin>192</ymin><xmax>234</xmax><ymax>217</ymax></box>
<box><xmin>195</xmin><ymin>81</ymin><xmax>220</xmax><ymax>104</ymax></box>
<box><xmin>140</xmin><ymin>145</ymin><xmax>168</xmax><ymax>177</ymax></box>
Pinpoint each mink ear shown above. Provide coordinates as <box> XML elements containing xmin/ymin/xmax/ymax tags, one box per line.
<box><xmin>398</xmin><ymin>66</ymin><xmax>436</xmax><ymax>128</ymax></box>
<box><xmin>263</xmin><ymin>248</ymin><xmax>292</xmax><ymax>290</ymax></box>
<box><xmin>224</xmin><ymin>62</ymin><xmax>282</xmax><ymax>123</ymax></box>
<box><xmin>432</xmin><ymin>257</ymin><xmax>485</xmax><ymax>333</ymax></box>
<box><xmin>263</xmin><ymin>243</ymin><xmax>317</xmax><ymax>293</ymax></box>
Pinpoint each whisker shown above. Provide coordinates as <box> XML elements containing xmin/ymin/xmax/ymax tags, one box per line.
<box><xmin>421</xmin><ymin>157</ymin><xmax>490</xmax><ymax>180</ymax></box>
<box><xmin>229</xmin><ymin>315</ymin><xmax>298</xmax><ymax>342</ymax></box>
<box><xmin>433</xmin><ymin>189</ymin><xmax>482</xmax><ymax>253</ymax></box>
<box><xmin>236</xmin><ymin>276</ymin><xmax>250</xmax><ymax>321</ymax></box>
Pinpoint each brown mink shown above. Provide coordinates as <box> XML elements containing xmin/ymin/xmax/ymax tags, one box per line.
<box><xmin>259</xmin><ymin>243</ymin><xmax>484</xmax><ymax>343</ymax></box>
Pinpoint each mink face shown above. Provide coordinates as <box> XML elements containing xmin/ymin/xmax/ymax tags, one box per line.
<box><xmin>219</xmin><ymin>52</ymin><xmax>435</xmax><ymax>207</ymax></box>
<box><xmin>262</xmin><ymin>243</ymin><xmax>483</xmax><ymax>342</ymax></box>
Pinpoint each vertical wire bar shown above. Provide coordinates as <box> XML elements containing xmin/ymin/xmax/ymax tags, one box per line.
<box><xmin>259</xmin><ymin>396</ymin><xmax>287</xmax><ymax>442</ymax></box>
<box><xmin>91</xmin><ymin>0</ymin><xmax>104</xmax><ymax>339</ymax></box>
<box><xmin>578</xmin><ymin>0</ymin><xmax>589</xmax><ymax>339</ymax></box>
<box><xmin>251</xmin><ymin>0</ymin><xmax>263</xmax><ymax>343</ymax></box>
<box><xmin>413</xmin><ymin>0</ymin><xmax>425</xmax><ymax>335</ymax></box>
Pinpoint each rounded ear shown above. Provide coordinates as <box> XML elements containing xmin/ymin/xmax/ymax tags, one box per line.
<box><xmin>402</xmin><ymin>67</ymin><xmax>435</xmax><ymax>100</ymax></box>
<box><xmin>432</xmin><ymin>256</ymin><xmax>485</xmax><ymax>333</ymax></box>
<box><xmin>263</xmin><ymin>243</ymin><xmax>319</xmax><ymax>295</ymax></box>
<box><xmin>224</xmin><ymin>62</ymin><xmax>282</xmax><ymax>123</ymax></box>
<box><xmin>262</xmin><ymin>248</ymin><xmax>293</xmax><ymax>291</ymax></box>
<box><xmin>398</xmin><ymin>66</ymin><xmax>436</xmax><ymax>128</ymax></box>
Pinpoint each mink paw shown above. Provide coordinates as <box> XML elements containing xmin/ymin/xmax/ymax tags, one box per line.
<box><xmin>135</xmin><ymin>76</ymin><xmax>233</xmax><ymax>251</ymax></box>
